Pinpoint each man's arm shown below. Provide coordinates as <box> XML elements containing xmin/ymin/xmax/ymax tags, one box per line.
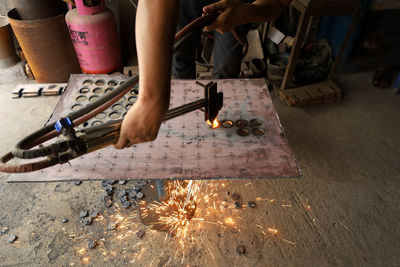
<box><xmin>204</xmin><ymin>0</ymin><xmax>292</xmax><ymax>33</ymax></box>
<box><xmin>114</xmin><ymin>0</ymin><xmax>179</xmax><ymax>149</ymax></box>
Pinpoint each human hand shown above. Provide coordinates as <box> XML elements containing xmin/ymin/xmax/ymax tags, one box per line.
<box><xmin>113</xmin><ymin>96</ymin><xmax>169</xmax><ymax>149</ymax></box>
<box><xmin>203</xmin><ymin>0</ymin><xmax>251</xmax><ymax>33</ymax></box>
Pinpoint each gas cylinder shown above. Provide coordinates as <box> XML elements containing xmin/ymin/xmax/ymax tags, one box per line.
<box><xmin>65</xmin><ymin>0</ymin><xmax>121</xmax><ymax>74</ymax></box>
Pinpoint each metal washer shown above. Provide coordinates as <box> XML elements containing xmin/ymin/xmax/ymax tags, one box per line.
<box><xmin>237</xmin><ymin>127</ymin><xmax>251</xmax><ymax>137</ymax></box>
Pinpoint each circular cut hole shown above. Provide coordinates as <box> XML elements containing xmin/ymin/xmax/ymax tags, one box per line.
<box><xmin>109</xmin><ymin>111</ymin><xmax>121</xmax><ymax>119</ymax></box>
<box><xmin>235</xmin><ymin>119</ymin><xmax>248</xmax><ymax>128</ymax></box>
<box><xmin>71</xmin><ymin>104</ymin><xmax>82</xmax><ymax>111</ymax></box>
<box><xmin>117</xmin><ymin>96</ymin><xmax>126</xmax><ymax>102</ymax></box>
<box><xmin>93</xmin><ymin>87</ymin><xmax>103</xmax><ymax>94</ymax></box>
<box><xmin>128</xmin><ymin>96</ymin><xmax>137</xmax><ymax>103</ymax></box>
<box><xmin>83</xmin><ymin>79</ymin><xmax>93</xmax><ymax>86</ymax></box>
<box><xmin>237</xmin><ymin>127</ymin><xmax>250</xmax><ymax>137</ymax></box>
<box><xmin>130</xmin><ymin>88</ymin><xmax>139</xmax><ymax>95</ymax></box>
<box><xmin>221</xmin><ymin>120</ymin><xmax>234</xmax><ymax>128</ymax></box>
<box><xmin>95</xmin><ymin>79</ymin><xmax>105</xmax><ymax>86</ymax></box>
<box><xmin>108</xmin><ymin>80</ymin><xmax>118</xmax><ymax>86</ymax></box>
<box><xmin>96</xmin><ymin>112</ymin><xmax>107</xmax><ymax>119</ymax></box>
<box><xmin>79</xmin><ymin>87</ymin><xmax>89</xmax><ymax>94</ymax></box>
<box><xmin>112</xmin><ymin>103</ymin><xmax>123</xmax><ymax>111</ymax></box>
<box><xmin>250</xmin><ymin>119</ymin><xmax>262</xmax><ymax>128</ymax></box>
<box><xmin>76</xmin><ymin>95</ymin><xmax>87</xmax><ymax>102</ymax></box>
<box><xmin>89</xmin><ymin>95</ymin><xmax>100</xmax><ymax>102</ymax></box>
<box><xmin>91</xmin><ymin>120</ymin><xmax>103</xmax><ymax>126</ymax></box>
<box><xmin>105</xmin><ymin>87</ymin><xmax>114</xmax><ymax>94</ymax></box>
<box><xmin>125</xmin><ymin>103</ymin><xmax>132</xmax><ymax>110</ymax></box>
<box><xmin>252</xmin><ymin>127</ymin><xmax>265</xmax><ymax>136</ymax></box>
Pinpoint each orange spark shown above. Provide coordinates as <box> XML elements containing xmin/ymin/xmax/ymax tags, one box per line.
<box><xmin>224</xmin><ymin>217</ymin><xmax>235</xmax><ymax>225</ymax></box>
<box><xmin>82</xmin><ymin>257</ymin><xmax>90</xmax><ymax>264</ymax></box>
<box><xmin>267</xmin><ymin>228</ymin><xmax>278</xmax><ymax>235</ymax></box>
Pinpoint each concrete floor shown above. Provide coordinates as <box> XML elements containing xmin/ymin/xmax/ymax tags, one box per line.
<box><xmin>0</xmin><ymin>69</ymin><xmax>399</xmax><ymax>266</ymax></box>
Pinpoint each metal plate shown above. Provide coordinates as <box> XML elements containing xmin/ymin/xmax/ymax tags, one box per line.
<box><xmin>8</xmin><ymin>75</ymin><xmax>301</xmax><ymax>182</ymax></box>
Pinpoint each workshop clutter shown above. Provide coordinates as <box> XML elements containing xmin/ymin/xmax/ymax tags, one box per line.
<box><xmin>293</xmin><ymin>39</ymin><xmax>333</xmax><ymax>85</ymax></box>
<box><xmin>7</xmin><ymin>0</ymin><xmax>81</xmax><ymax>83</ymax></box>
<box><xmin>65</xmin><ymin>0</ymin><xmax>122</xmax><ymax>74</ymax></box>
<box><xmin>265</xmin><ymin>36</ymin><xmax>333</xmax><ymax>86</ymax></box>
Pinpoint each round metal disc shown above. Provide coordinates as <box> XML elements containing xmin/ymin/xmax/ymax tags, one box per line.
<box><xmin>108</xmin><ymin>80</ymin><xmax>118</xmax><ymax>86</ymax></box>
<box><xmin>89</xmin><ymin>95</ymin><xmax>100</xmax><ymax>102</ymax></box>
<box><xmin>83</xmin><ymin>79</ymin><xmax>93</xmax><ymax>86</ymax></box>
<box><xmin>71</xmin><ymin>104</ymin><xmax>82</xmax><ymax>111</ymax></box>
<box><xmin>109</xmin><ymin>111</ymin><xmax>121</xmax><ymax>119</ymax></box>
<box><xmin>237</xmin><ymin>127</ymin><xmax>250</xmax><ymax>137</ymax></box>
<box><xmin>221</xmin><ymin>120</ymin><xmax>234</xmax><ymax>128</ymax></box>
<box><xmin>105</xmin><ymin>87</ymin><xmax>114</xmax><ymax>94</ymax></box>
<box><xmin>250</xmin><ymin>119</ymin><xmax>263</xmax><ymax>128</ymax></box>
<box><xmin>128</xmin><ymin>96</ymin><xmax>137</xmax><ymax>103</ymax></box>
<box><xmin>91</xmin><ymin>120</ymin><xmax>103</xmax><ymax>126</ymax></box>
<box><xmin>79</xmin><ymin>87</ymin><xmax>89</xmax><ymax>94</ymax></box>
<box><xmin>95</xmin><ymin>79</ymin><xmax>105</xmax><ymax>86</ymax></box>
<box><xmin>252</xmin><ymin>127</ymin><xmax>265</xmax><ymax>136</ymax></box>
<box><xmin>235</xmin><ymin>119</ymin><xmax>248</xmax><ymax>128</ymax></box>
<box><xmin>95</xmin><ymin>112</ymin><xmax>107</xmax><ymax>119</ymax></box>
<box><xmin>93</xmin><ymin>87</ymin><xmax>103</xmax><ymax>94</ymax></box>
<box><xmin>112</xmin><ymin>103</ymin><xmax>123</xmax><ymax>111</ymax></box>
<box><xmin>117</xmin><ymin>96</ymin><xmax>126</xmax><ymax>102</ymax></box>
<box><xmin>75</xmin><ymin>95</ymin><xmax>87</xmax><ymax>102</ymax></box>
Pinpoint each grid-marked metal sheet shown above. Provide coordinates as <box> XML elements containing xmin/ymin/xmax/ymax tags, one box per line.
<box><xmin>9</xmin><ymin>75</ymin><xmax>301</xmax><ymax>182</ymax></box>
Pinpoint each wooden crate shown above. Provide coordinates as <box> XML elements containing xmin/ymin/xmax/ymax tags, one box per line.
<box><xmin>277</xmin><ymin>80</ymin><xmax>342</xmax><ymax>106</ymax></box>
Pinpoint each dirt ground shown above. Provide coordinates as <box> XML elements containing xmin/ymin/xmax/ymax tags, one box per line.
<box><xmin>0</xmin><ymin>69</ymin><xmax>399</xmax><ymax>266</ymax></box>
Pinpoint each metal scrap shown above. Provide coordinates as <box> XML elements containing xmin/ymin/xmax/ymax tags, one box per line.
<box><xmin>248</xmin><ymin>201</ymin><xmax>257</xmax><ymax>208</ymax></box>
<box><xmin>87</xmin><ymin>240</ymin><xmax>96</xmax><ymax>249</ymax></box>
<box><xmin>136</xmin><ymin>229</ymin><xmax>145</xmax><ymax>239</ymax></box>
<box><xmin>7</xmin><ymin>234</ymin><xmax>17</xmax><ymax>243</ymax></box>
<box><xmin>236</xmin><ymin>245</ymin><xmax>246</xmax><ymax>255</ymax></box>
<box><xmin>79</xmin><ymin>210</ymin><xmax>88</xmax><ymax>218</ymax></box>
<box><xmin>231</xmin><ymin>193</ymin><xmax>240</xmax><ymax>201</ymax></box>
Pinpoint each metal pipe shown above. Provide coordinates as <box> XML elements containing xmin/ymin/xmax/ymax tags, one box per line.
<box><xmin>156</xmin><ymin>180</ymin><xmax>170</xmax><ymax>201</ymax></box>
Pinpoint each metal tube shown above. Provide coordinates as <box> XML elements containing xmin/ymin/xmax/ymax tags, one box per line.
<box><xmin>156</xmin><ymin>180</ymin><xmax>170</xmax><ymax>201</ymax></box>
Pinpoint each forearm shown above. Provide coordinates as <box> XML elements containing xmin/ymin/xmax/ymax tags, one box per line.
<box><xmin>245</xmin><ymin>0</ymin><xmax>291</xmax><ymax>23</ymax></box>
<box><xmin>135</xmin><ymin>0</ymin><xmax>179</xmax><ymax>111</ymax></box>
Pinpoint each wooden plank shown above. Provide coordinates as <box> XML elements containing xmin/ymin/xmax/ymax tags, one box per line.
<box><xmin>281</xmin><ymin>8</ymin><xmax>311</xmax><ymax>89</ymax></box>
<box><xmin>328</xmin><ymin>7</ymin><xmax>362</xmax><ymax>80</ymax></box>
<box><xmin>278</xmin><ymin>81</ymin><xmax>342</xmax><ymax>106</ymax></box>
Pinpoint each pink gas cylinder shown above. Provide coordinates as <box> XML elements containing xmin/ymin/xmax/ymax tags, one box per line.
<box><xmin>65</xmin><ymin>0</ymin><xmax>121</xmax><ymax>74</ymax></box>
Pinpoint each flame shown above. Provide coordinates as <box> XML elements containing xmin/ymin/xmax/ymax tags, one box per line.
<box><xmin>207</xmin><ymin>118</ymin><xmax>220</xmax><ymax>129</ymax></box>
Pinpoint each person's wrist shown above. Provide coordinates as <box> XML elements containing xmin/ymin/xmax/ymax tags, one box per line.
<box><xmin>137</xmin><ymin>89</ymin><xmax>170</xmax><ymax>113</ymax></box>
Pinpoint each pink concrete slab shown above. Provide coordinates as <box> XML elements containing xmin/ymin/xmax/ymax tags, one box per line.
<box><xmin>8</xmin><ymin>75</ymin><xmax>301</xmax><ymax>182</ymax></box>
